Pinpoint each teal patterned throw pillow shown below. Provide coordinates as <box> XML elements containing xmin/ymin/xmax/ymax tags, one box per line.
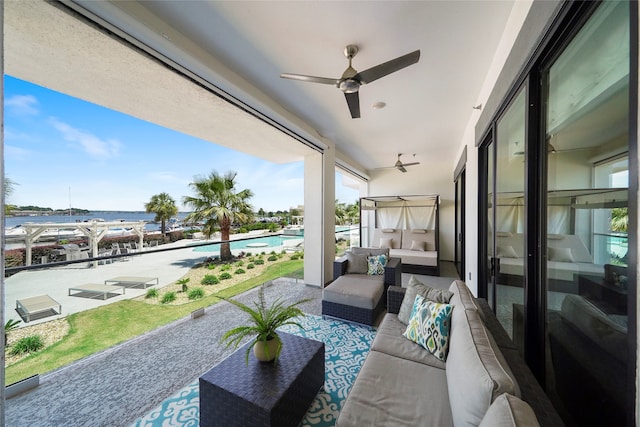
<box><xmin>403</xmin><ymin>295</ymin><xmax>454</xmax><ymax>361</ymax></box>
<box><xmin>367</xmin><ymin>254</ymin><xmax>388</xmax><ymax>275</ymax></box>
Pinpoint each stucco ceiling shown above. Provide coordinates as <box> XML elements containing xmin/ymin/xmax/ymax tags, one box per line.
<box><xmin>5</xmin><ymin>1</ymin><xmax>518</xmax><ymax>176</ymax></box>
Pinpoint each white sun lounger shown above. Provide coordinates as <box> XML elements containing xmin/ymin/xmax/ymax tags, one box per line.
<box><xmin>104</xmin><ymin>276</ymin><xmax>159</xmax><ymax>288</ymax></box>
<box><xmin>68</xmin><ymin>283</ymin><xmax>125</xmax><ymax>300</ymax></box>
<box><xmin>16</xmin><ymin>295</ymin><xmax>62</xmax><ymax>323</ymax></box>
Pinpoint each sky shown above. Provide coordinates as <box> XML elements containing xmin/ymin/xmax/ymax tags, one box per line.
<box><xmin>3</xmin><ymin>76</ymin><xmax>360</xmax><ymax>212</ymax></box>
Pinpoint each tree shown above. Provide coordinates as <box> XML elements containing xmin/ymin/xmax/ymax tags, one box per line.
<box><xmin>145</xmin><ymin>192</ymin><xmax>178</xmax><ymax>236</ymax></box>
<box><xmin>4</xmin><ymin>177</ymin><xmax>17</xmax><ymax>215</ymax></box>
<box><xmin>183</xmin><ymin>171</ymin><xmax>254</xmax><ymax>261</ymax></box>
<box><xmin>611</xmin><ymin>207</ymin><xmax>628</xmax><ymax>232</ymax></box>
<box><xmin>335</xmin><ymin>200</ymin><xmax>347</xmax><ymax>225</ymax></box>
<box><xmin>346</xmin><ymin>200</ymin><xmax>360</xmax><ymax>225</ymax></box>
<box><xmin>258</xmin><ymin>208</ymin><xmax>266</xmax><ymax>217</ymax></box>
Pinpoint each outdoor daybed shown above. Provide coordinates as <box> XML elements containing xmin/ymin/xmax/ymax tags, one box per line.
<box><xmin>336</xmin><ymin>279</ymin><xmax>549</xmax><ymax>427</ymax></box>
<box><xmin>372</xmin><ymin>228</ymin><xmax>439</xmax><ymax>275</ymax></box>
<box><xmin>322</xmin><ymin>248</ymin><xmax>401</xmax><ymax>325</ymax></box>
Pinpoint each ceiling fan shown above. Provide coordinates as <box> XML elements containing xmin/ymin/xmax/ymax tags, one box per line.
<box><xmin>280</xmin><ymin>44</ymin><xmax>420</xmax><ymax>119</ymax></box>
<box><xmin>378</xmin><ymin>153</ymin><xmax>420</xmax><ymax>173</ymax></box>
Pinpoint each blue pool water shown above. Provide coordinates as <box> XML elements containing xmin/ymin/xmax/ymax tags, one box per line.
<box><xmin>192</xmin><ymin>235</ymin><xmax>299</xmax><ymax>252</ymax></box>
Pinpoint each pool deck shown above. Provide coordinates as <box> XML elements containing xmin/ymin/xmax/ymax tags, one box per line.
<box><xmin>5</xmin><ymin>232</ymin><xmax>301</xmax><ymax>327</ymax></box>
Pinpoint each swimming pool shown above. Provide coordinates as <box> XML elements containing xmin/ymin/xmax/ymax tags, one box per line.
<box><xmin>192</xmin><ymin>235</ymin><xmax>300</xmax><ymax>252</ymax></box>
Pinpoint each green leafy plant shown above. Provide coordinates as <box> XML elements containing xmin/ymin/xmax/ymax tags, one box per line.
<box><xmin>11</xmin><ymin>335</ymin><xmax>44</xmax><ymax>356</ymax></box>
<box><xmin>207</xmin><ymin>264</ymin><xmax>216</xmax><ymax>270</ymax></box>
<box><xmin>177</xmin><ymin>278</ymin><xmax>190</xmax><ymax>293</ymax></box>
<box><xmin>267</xmin><ymin>255</ymin><xmax>278</xmax><ymax>262</ymax></box>
<box><xmin>188</xmin><ymin>288</ymin><xmax>205</xmax><ymax>300</ymax></box>
<box><xmin>201</xmin><ymin>274</ymin><xmax>219</xmax><ymax>285</ymax></box>
<box><xmin>254</xmin><ymin>259</ymin><xmax>265</xmax><ymax>265</ymax></box>
<box><xmin>220</xmin><ymin>264</ymin><xmax>231</xmax><ymax>271</ymax></box>
<box><xmin>220</xmin><ymin>287</ymin><xmax>310</xmax><ymax>363</ymax></box>
<box><xmin>145</xmin><ymin>288</ymin><xmax>159</xmax><ymax>299</ymax></box>
<box><xmin>220</xmin><ymin>272</ymin><xmax>232</xmax><ymax>280</ymax></box>
<box><xmin>161</xmin><ymin>292</ymin><xmax>177</xmax><ymax>304</ymax></box>
<box><xmin>290</xmin><ymin>254</ymin><xmax>300</xmax><ymax>260</ymax></box>
<box><xmin>235</xmin><ymin>261</ymin><xmax>244</xmax><ymax>267</ymax></box>
<box><xmin>247</xmin><ymin>263</ymin><xmax>255</xmax><ymax>269</ymax></box>
<box><xmin>5</xmin><ymin>319</ymin><xmax>21</xmax><ymax>346</ymax></box>
<box><xmin>235</xmin><ymin>268</ymin><xmax>246</xmax><ymax>275</ymax></box>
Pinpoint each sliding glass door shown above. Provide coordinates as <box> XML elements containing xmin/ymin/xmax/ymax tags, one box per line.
<box><xmin>542</xmin><ymin>2</ymin><xmax>630</xmax><ymax>425</ymax></box>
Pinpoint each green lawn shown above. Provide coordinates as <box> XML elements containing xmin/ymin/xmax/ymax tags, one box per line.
<box><xmin>5</xmin><ymin>259</ymin><xmax>304</xmax><ymax>385</ymax></box>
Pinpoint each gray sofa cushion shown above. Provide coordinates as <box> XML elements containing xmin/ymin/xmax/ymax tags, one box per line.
<box><xmin>446</xmin><ymin>308</ymin><xmax>521</xmax><ymax>426</ymax></box>
<box><xmin>345</xmin><ymin>252</ymin><xmax>368</xmax><ymax>274</ymax></box>
<box><xmin>351</xmin><ymin>246</ymin><xmax>390</xmax><ymax>257</ymax></box>
<box><xmin>372</xmin><ymin>313</ymin><xmax>446</xmax><ymax>369</ymax></box>
<box><xmin>336</xmin><ymin>350</ymin><xmax>453</xmax><ymax>427</ymax></box>
<box><xmin>322</xmin><ymin>274</ymin><xmax>384</xmax><ymax>309</ymax></box>
<box><xmin>397</xmin><ymin>275</ymin><xmax>454</xmax><ymax>324</ymax></box>
<box><xmin>479</xmin><ymin>393</ymin><xmax>540</xmax><ymax>427</ymax></box>
<box><xmin>448</xmin><ymin>279</ymin><xmax>478</xmax><ymax>311</ymax></box>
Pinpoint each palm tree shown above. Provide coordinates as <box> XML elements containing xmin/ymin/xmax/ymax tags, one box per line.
<box><xmin>183</xmin><ymin>171</ymin><xmax>254</xmax><ymax>261</ymax></box>
<box><xmin>4</xmin><ymin>177</ymin><xmax>17</xmax><ymax>215</ymax></box>
<box><xmin>145</xmin><ymin>192</ymin><xmax>178</xmax><ymax>236</ymax></box>
<box><xmin>611</xmin><ymin>207</ymin><xmax>628</xmax><ymax>233</ymax></box>
<box><xmin>335</xmin><ymin>200</ymin><xmax>347</xmax><ymax>225</ymax></box>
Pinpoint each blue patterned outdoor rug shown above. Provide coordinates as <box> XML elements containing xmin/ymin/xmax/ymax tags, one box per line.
<box><xmin>131</xmin><ymin>315</ymin><xmax>376</xmax><ymax>427</ymax></box>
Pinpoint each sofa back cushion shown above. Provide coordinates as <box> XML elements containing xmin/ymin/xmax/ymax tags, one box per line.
<box><xmin>448</xmin><ymin>280</ymin><xmax>478</xmax><ymax>311</ymax></box>
<box><xmin>479</xmin><ymin>393</ymin><xmax>540</xmax><ymax>427</ymax></box>
<box><xmin>446</xmin><ymin>308</ymin><xmax>521</xmax><ymax>426</ymax></box>
<box><xmin>345</xmin><ymin>252</ymin><xmax>368</xmax><ymax>274</ymax></box>
<box><xmin>372</xmin><ymin>228</ymin><xmax>402</xmax><ymax>249</ymax></box>
<box><xmin>401</xmin><ymin>229</ymin><xmax>435</xmax><ymax>251</ymax></box>
<box><xmin>351</xmin><ymin>246</ymin><xmax>390</xmax><ymax>258</ymax></box>
<box><xmin>397</xmin><ymin>275</ymin><xmax>454</xmax><ymax>324</ymax></box>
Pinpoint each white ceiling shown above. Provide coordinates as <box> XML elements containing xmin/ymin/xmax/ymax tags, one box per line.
<box><xmin>69</xmin><ymin>0</ymin><xmax>517</xmax><ymax>174</ymax></box>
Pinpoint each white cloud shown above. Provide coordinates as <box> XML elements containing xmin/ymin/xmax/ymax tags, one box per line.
<box><xmin>48</xmin><ymin>117</ymin><xmax>121</xmax><ymax>159</ymax></box>
<box><xmin>5</xmin><ymin>145</ymin><xmax>32</xmax><ymax>160</ymax></box>
<box><xmin>5</xmin><ymin>94</ymin><xmax>39</xmax><ymax>116</ymax></box>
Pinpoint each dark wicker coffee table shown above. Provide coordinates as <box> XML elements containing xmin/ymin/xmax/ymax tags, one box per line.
<box><xmin>199</xmin><ymin>332</ymin><xmax>325</xmax><ymax>427</ymax></box>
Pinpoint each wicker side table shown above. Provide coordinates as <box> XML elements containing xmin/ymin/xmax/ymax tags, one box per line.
<box><xmin>199</xmin><ymin>332</ymin><xmax>325</xmax><ymax>427</ymax></box>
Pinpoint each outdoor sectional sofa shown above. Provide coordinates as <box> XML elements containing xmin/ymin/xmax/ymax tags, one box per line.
<box><xmin>336</xmin><ymin>279</ymin><xmax>543</xmax><ymax>427</ymax></box>
<box><xmin>322</xmin><ymin>248</ymin><xmax>401</xmax><ymax>326</ymax></box>
<box><xmin>372</xmin><ymin>228</ymin><xmax>439</xmax><ymax>275</ymax></box>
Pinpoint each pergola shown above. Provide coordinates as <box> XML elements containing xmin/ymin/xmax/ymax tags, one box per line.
<box><xmin>19</xmin><ymin>221</ymin><xmax>146</xmax><ymax>266</ymax></box>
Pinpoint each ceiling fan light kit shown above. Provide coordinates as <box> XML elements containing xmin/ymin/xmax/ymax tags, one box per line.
<box><xmin>280</xmin><ymin>44</ymin><xmax>420</xmax><ymax>119</ymax></box>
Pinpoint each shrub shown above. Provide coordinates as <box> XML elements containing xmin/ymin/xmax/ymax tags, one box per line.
<box><xmin>261</xmin><ymin>251</ymin><xmax>266</xmax><ymax>255</ymax></box>
<box><xmin>145</xmin><ymin>288</ymin><xmax>159</xmax><ymax>299</ymax></box>
<box><xmin>247</xmin><ymin>263</ymin><xmax>255</xmax><ymax>269</ymax></box>
<box><xmin>201</xmin><ymin>275</ymin><xmax>219</xmax><ymax>285</ymax></box>
<box><xmin>188</xmin><ymin>288</ymin><xmax>205</xmax><ymax>300</ymax></box>
<box><xmin>254</xmin><ymin>259</ymin><xmax>265</xmax><ymax>265</ymax></box>
<box><xmin>177</xmin><ymin>278</ymin><xmax>190</xmax><ymax>293</ymax></box>
<box><xmin>270</xmin><ymin>250</ymin><xmax>277</xmax><ymax>255</ymax></box>
<box><xmin>207</xmin><ymin>264</ymin><xmax>216</xmax><ymax>270</ymax></box>
<box><xmin>161</xmin><ymin>292</ymin><xmax>177</xmax><ymax>304</ymax></box>
<box><xmin>290</xmin><ymin>254</ymin><xmax>300</xmax><ymax>260</ymax></box>
<box><xmin>235</xmin><ymin>260</ymin><xmax>244</xmax><ymax>267</ymax></box>
<box><xmin>267</xmin><ymin>255</ymin><xmax>278</xmax><ymax>262</ymax></box>
<box><xmin>235</xmin><ymin>268</ymin><xmax>246</xmax><ymax>275</ymax></box>
<box><xmin>220</xmin><ymin>264</ymin><xmax>231</xmax><ymax>271</ymax></box>
<box><xmin>10</xmin><ymin>335</ymin><xmax>44</xmax><ymax>356</ymax></box>
<box><xmin>281</xmin><ymin>250</ymin><xmax>286</xmax><ymax>255</ymax></box>
<box><xmin>219</xmin><ymin>272</ymin><xmax>232</xmax><ymax>280</ymax></box>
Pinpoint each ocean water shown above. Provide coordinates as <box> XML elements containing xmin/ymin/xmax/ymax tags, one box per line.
<box><xmin>5</xmin><ymin>211</ymin><xmax>190</xmax><ymax>231</ymax></box>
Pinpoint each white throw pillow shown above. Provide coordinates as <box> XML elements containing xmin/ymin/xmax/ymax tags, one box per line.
<box><xmin>410</xmin><ymin>239</ymin><xmax>426</xmax><ymax>251</ymax></box>
<box><xmin>497</xmin><ymin>245</ymin><xmax>519</xmax><ymax>258</ymax></box>
<box><xmin>548</xmin><ymin>247</ymin><xmax>574</xmax><ymax>262</ymax></box>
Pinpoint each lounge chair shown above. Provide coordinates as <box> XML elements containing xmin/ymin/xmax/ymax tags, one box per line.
<box><xmin>16</xmin><ymin>295</ymin><xmax>62</xmax><ymax>323</ymax></box>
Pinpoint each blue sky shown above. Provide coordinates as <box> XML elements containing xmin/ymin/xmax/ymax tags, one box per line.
<box><xmin>3</xmin><ymin>76</ymin><xmax>359</xmax><ymax>212</ymax></box>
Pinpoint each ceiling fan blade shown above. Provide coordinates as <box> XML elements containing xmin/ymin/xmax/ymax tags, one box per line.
<box><xmin>355</xmin><ymin>50</ymin><xmax>420</xmax><ymax>84</ymax></box>
<box><xmin>280</xmin><ymin>73</ymin><xmax>338</xmax><ymax>85</ymax></box>
<box><xmin>401</xmin><ymin>162</ymin><xmax>420</xmax><ymax>167</ymax></box>
<box><xmin>397</xmin><ymin>165</ymin><xmax>408</xmax><ymax>173</ymax></box>
<box><xmin>344</xmin><ymin>91</ymin><xmax>361</xmax><ymax>118</ymax></box>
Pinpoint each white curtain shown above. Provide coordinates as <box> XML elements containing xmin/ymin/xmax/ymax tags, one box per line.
<box><xmin>376</xmin><ymin>200</ymin><xmax>436</xmax><ymax>230</ymax></box>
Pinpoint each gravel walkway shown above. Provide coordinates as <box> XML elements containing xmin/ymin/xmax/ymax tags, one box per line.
<box><xmin>5</xmin><ymin>278</ymin><xmax>322</xmax><ymax>427</ymax></box>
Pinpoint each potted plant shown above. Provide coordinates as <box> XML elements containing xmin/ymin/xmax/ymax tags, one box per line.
<box><xmin>220</xmin><ymin>286</ymin><xmax>311</xmax><ymax>363</ymax></box>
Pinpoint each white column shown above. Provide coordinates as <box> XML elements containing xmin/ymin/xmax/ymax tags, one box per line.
<box><xmin>304</xmin><ymin>149</ymin><xmax>335</xmax><ymax>287</ymax></box>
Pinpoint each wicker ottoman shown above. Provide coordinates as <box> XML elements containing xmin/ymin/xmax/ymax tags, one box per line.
<box><xmin>322</xmin><ymin>275</ymin><xmax>385</xmax><ymax>325</ymax></box>
<box><xmin>199</xmin><ymin>332</ymin><xmax>325</xmax><ymax>427</ymax></box>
